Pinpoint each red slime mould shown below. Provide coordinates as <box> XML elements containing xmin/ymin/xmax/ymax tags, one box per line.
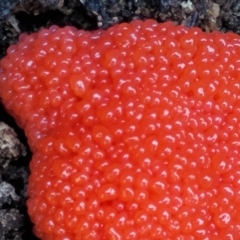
<box><xmin>1</xmin><ymin>19</ymin><xmax>240</xmax><ymax>239</ymax></box>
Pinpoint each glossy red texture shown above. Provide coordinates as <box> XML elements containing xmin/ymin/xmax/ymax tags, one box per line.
<box><xmin>1</xmin><ymin>20</ymin><xmax>240</xmax><ymax>239</ymax></box>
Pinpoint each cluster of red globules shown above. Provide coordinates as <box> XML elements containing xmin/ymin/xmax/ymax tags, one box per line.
<box><xmin>1</xmin><ymin>19</ymin><xmax>240</xmax><ymax>240</ymax></box>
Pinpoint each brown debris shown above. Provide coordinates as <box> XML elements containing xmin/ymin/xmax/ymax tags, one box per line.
<box><xmin>0</xmin><ymin>122</ymin><xmax>26</xmax><ymax>167</ymax></box>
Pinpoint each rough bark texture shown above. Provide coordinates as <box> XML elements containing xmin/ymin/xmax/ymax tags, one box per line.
<box><xmin>0</xmin><ymin>0</ymin><xmax>240</xmax><ymax>239</ymax></box>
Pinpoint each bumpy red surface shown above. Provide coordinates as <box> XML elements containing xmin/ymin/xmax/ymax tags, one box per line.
<box><xmin>1</xmin><ymin>19</ymin><xmax>240</xmax><ymax>239</ymax></box>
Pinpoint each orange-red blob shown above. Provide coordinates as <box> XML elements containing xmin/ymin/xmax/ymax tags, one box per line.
<box><xmin>1</xmin><ymin>20</ymin><xmax>240</xmax><ymax>239</ymax></box>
